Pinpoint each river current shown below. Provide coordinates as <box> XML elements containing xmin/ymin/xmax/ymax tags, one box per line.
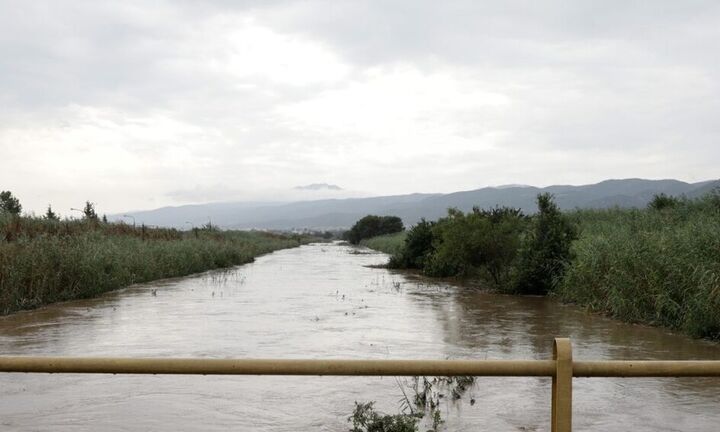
<box><xmin>1</xmin><ymin>242</ymin><xmax>719</xmax><ymax>431</ymax></box>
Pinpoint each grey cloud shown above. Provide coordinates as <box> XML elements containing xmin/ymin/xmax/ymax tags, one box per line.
<box><xmin>254</xmin><ymin>1</ymin><xmax>720</xmax><ymax>66</ymax></box>
<box><xmin>1</xmin><ymin>1</ymin><xmax>719</xmax><ymax>213</ymax></box>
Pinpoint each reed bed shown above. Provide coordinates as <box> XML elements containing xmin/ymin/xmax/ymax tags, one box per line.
<box><xmin>557</xmin><ymin>197</ymin><xmax>720</xmax><ymax>339</ymax></box>
<box><xmin>0</xmin><ymin>215</ymin><xmax>309</xmax><ymax>315</ymax></box>
<box><xmin>359</xmin><ymin>231</ymin><xmax>408</xmax><ymax>255</ymax></box>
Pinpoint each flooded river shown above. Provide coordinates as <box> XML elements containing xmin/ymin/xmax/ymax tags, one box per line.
<box><xmin>1</xmin><ymin>242</ymin><xmax>719</xmax><ymax>431</ymax></box>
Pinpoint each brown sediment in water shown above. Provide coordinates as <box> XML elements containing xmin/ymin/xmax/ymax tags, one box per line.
<box><xmin>1</xmin><ymin>242</ymin><xmax>719</xmax><ymax>431</ymax></box>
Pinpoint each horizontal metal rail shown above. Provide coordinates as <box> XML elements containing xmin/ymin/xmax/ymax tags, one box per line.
<box><xmin>574</xmin><ymin>360</ymin><xmax>720</xmax><ymax>377</ymax></box>
<box><xmin>2</xmin><ymin>357</ymin><xmax>720</xmax><ymax>377</ymax></box>
<box><xmin>0</xmin><ymin>357</ymin><xmax>556</xmax><ymax>376</ymax></box>
<box><xmin>3</xmin><ymin>338</ymin><xmax>720</xmax><ymax>432</ymax></box>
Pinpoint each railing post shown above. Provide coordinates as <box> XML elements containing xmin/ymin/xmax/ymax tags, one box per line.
<box><xmin>552</xmin><ymin>338</ymin><xmax>572</xmax><ymax>432</ymax></box>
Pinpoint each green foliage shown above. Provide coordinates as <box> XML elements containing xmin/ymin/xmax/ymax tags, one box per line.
<box><xmin>346</xmin><ymin>215</ymin><xmax>404</xmax><ymax>245</ymax></box>
<box><xmin>0</xmin><ymin>191</ymin><xmax>22</xmax><ymax>215</ymax></box>
<box><xmin>388</xmin><ymin>219</ymin><xmax>435</xmax><ymax>269</ymax></box>
<box><xmin>348</xmin><ymin>402</ymin><xmax>418</xmax><ymax>432</ymax></box>
<box><xmin>349</xmin><ymin>375</ymin><xmax>475</xmax><ymax>432</ymax></box>
<box><xmin>371</xmin><ymin>191</ymin><xmax>720</xmax><ymax>340</ymax></box>
<box><xmin>423</xmin><ymin>207</ymin><xmax>527</xmax><ymax>287</ymax></box>
<box><xmin>556</xmin><ymin>196</ymin><xmax>720</xmax><ymax>339</ymax></box>
<box><xmin>360</xmin><ymin>231</ymin><xmax>408</xmax><ymax>256</ymax></box>
<box><xmin>0</xmin><ymin>215</ymin><xmax>309</xmax><ymax>315</ymax></box>
<box><xmin>648</xmin><ymin>193</ymin><xmax>681</xmax><ymax>210</ymax></box>
<box><xmin>470</xmin><ymin>207</ymin><xmax>527</xmax><ymax>285</ymax></box>
<box><xmin>377</xmin><ymin>207</ymin><xmax>527</xmax><ymax>287</ymax></box>
<box><xmin>513</xmin><ymin>194</ymin><xmax>577</xmax><ymax>295</ymax></box>
<box><xmin>423</xmin><ymin>208</ymin><xmax>483</xmax><ymax>277</ymax></box>
<box><xmin>83</xmin><ymin>201</ymin><xmax>98</xmax><ymax>220</ymax></box>
<box><xmin>44</xmin><ymin>205</ymin><xmax>59</xmax><ymax>221</ymax></box>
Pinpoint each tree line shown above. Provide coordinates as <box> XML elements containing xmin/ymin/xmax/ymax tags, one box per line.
<box><xmin>1</xmin><ymin>190</ymin><xmax>105</xmax><ymax>222</ymax></box>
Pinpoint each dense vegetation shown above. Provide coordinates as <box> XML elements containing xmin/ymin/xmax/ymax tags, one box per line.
<box><xmin>362</xmin><ymin>191</ymin><xmax>720</xmax><ymax>340</ymax></box>
<box><xmin>557</xmin><ymin>193</ymin><xmax>720</xmax><ymax>339</ymax></box>
<box><xmin>0</xmin><ymin>195</ymin><xmax>310</xmax><ymax>315</ymax></box>
<box><xmin>345</xmin><ymin>215</ymin><xmax>404</xmax><ymax>244</ymax></box>
<box><xmin>359</xmin><ymin>231</ymin><xmax>408</xmax><ymax>256</ymax></box>
<box><xmin>384</xmin><ymin>194</ymin><xmax>572</xmax><ymax>295</ymax></box>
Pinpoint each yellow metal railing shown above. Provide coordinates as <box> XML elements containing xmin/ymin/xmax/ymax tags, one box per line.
<box><xmin>3</xmin><ymin>338</ymin><xmax>720</xmax><ymax>432</ymax></box>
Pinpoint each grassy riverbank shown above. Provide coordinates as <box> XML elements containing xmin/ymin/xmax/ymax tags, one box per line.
<box><xmin>362</xmin><ymin>192</ymin><xmax>720</xmax><ymax>340</ymax></box>
<box><xmin>359</xmin><ymin>231</ymin><xmax>407</xmax><ymax>255</ymax></box>
<box><xmin>557</xmin><ymin>200</ymin><xmax>720</xmax><ymax>339</ymax></box>
<box><xmin>0</xmin><ymin>215</ymin><xmax>311</xmax><ymax>315</ymax></box>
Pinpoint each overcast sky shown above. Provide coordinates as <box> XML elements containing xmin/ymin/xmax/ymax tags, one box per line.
<box><xmin>1</xmin><ymin>1</ymin><xmax>719</xmax><ymax>214</ymax></box>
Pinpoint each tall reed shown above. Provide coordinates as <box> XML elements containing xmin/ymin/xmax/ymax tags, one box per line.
<box><xmin>557</xmin><ymin>197</ymin><xmax>720</xmax><ymax>339</ymax></box>
<box><xmin>0</xmin><ymin>215</ymin><xmax>309</xmax><ymax>315</ymax></box>
<box><xmin>359</xmin><ymin>231</ymin><xmax>408</xmax><ymax>255</ymax></box>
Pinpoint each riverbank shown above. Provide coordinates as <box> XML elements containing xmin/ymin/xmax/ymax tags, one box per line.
<box><xmin>362</xmin><ymin>192</ymin><xmax>720</xmax><ymax>340</ymax></box>
<box><xmin>3</xmin><ymin>241</ymin><xmax>719</xmax><ymax>431</ymax></box>
<box><xmin>0</xmin><ymin>215</ymin><xmax>312</xmax><ymax>315</ymax></box>
<box><xmin>359</xmin><ymin>231</ymin><xmax>407</xmax><ymax>256</ymax></box>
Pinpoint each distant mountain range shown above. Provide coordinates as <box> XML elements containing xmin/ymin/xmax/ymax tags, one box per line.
<box><xmin>115</xmin><ymin>178</ymin><xmax>720</xmax><ymax>230</ymax></box>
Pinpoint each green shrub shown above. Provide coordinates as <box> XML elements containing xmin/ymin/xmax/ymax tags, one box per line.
<box><xmin>513</xmin><ymin>194</ymin><xmax>577</xmax><ymax>295</ymax></box>
<box><xmin>0</xmin><ymin>190</ymin><xmax>22</xmax><ymax>215</ymax></box>
<box><xmin>422</xmin><ymin>207</ymin><xmax>526</xmax><ymax>287</ymax></box>
<box><xmin>388</xmin><ymin>219</ymin><xmax>434</xmax><ymax>269</ymax></box>
<box><xmin>346</xmin><ymin>215</ymin><xmax>404</xmax><ymax>245</ymax></box>
<box><xmin>648</xmin><ymin>193</ymin><xmax>681</xmax><ymax>210</ymax></box>
<box><xmin>348</xmin><ymin>402</ymin><xmax>419</xmax><ymax>432</ymax></box>
<box><xmin>44</xmin><ymin>205</ymin><xmax>59</xmax><ymax>221</ymax></box>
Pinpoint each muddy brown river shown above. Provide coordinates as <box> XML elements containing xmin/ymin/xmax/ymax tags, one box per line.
<box><xmin>1</xmin><ymin>242</ymin><xmax>719</xmax><ymax>431</ymax></box>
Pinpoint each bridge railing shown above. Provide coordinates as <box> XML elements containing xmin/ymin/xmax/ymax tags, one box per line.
<box><xmin>2</xmin><ymin>338</ymin><xmax>720</xmax><ymax>432</ymax></box>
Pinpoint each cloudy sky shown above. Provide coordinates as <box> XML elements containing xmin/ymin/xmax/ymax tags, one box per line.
<box><xmin>1</xmin><ymin>1</ymin><xmax>719</xmax><ymax>214</ymax></box>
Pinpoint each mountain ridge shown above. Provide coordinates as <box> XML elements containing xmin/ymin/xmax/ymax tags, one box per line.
<box><xmin>114</xmin><ymin>178</ymin><xmax>720</xmax><ymax>230</ymax></box>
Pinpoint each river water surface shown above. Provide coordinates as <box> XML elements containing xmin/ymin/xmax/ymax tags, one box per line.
<box><xmin>1</xmin><ymin>242</ymin><xmax>719</xmax><ymax>431</ymax></box>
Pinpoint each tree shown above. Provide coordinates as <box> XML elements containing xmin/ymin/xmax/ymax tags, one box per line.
<box><xmin>648</xmin><ymin>193</ymin><xmax>680</xmax><ymax>210</ymax></box>
<box><xmin>346</xmin><ymin>215</ymin><xmax>404</xmax><ymax>244</ymax></box>
<box><xmin>82</xmin><ymin>201</ymin><xmax>98</xmax><ymax>220</ymax></box>
<box><xmin>0</xmin><ymin>190</ymin><xmax>22</xmax><ymax>215</ymax></box>
<box><xmin>422</xmin><ymin>207</ymin><xmax>526</xmax><ymax>285</ymax></box>
<box><xmin>471</xmin><ymin>207</ymin><xmax>527</xmax><ymax>286</ymax></box>
<box><xmin>514</xmin><ymin>194</ymin><xmax>577</xmax><ymax>295</ymax></box>
<box><xmin>390</xmin><ymin>219</ymin><xmax>435</xmax><ymax>269</ymax></box>
<box><xmin>44</xmin><ymin>205</ymin><xmax>59</xmax><ymax>221</ymax></box>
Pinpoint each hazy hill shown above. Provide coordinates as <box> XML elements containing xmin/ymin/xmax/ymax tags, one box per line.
<box><xmin>115</xmin><ymin>179</ymin><xmax>719</xmax><ymax>230</ymax></box>
<box><xmin>115</xmin><ymin>193</ymin><xmax>438</xmax><ymax>229</ymax></box>
<box><xmin>294</xmin><ymin>183</ymin><xmax>343</xmax><ymax>191</ymax></box>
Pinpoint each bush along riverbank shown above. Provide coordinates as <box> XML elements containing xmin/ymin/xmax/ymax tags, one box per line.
<box><xmin>0</xmin><ymin>215</ymin><xmax>312</xmax><ymax>315</ymax></box>
<box><xmin>345</xmin><ymin>215</ymin><xmax>404</xmax><ymax>245</ymax></box>
<box><xmin>362</xmin><ymin>191</ymin><xmax>720</xmax><ymax>340</ymax></box>
<box><xmin>359</xmin><ymin>231</ymin><xmax>408</xmax><ymax>256</ymax></box>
